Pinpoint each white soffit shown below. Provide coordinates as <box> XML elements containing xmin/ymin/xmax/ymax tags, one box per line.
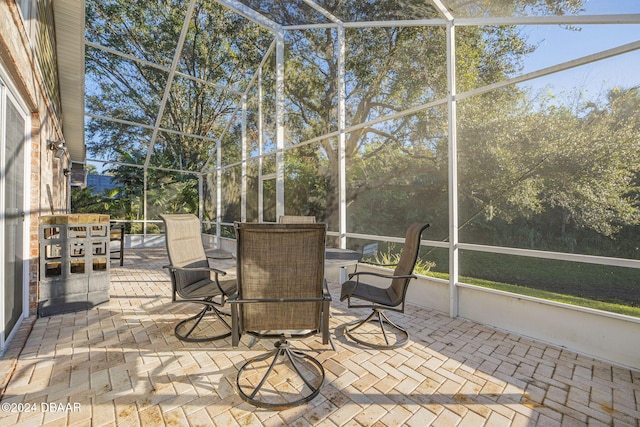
<box><xmin>53</xmin><ymin>0</ymin><xmax>85</xmax><ymax>163</ymax></box>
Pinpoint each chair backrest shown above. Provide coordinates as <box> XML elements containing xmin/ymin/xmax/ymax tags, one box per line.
<box><xmin>160</xmin><ymin>214</ymin><xmax>209</xmax><ymax>287</ymax></box>
<box><xmin>278</xmin><ymin>215</ymin><xmax>316</xmax><ymax>224</ymax></box>
<box><xmin>390</xmin><ymin>223</ymin><xmax>430</xmax><ymax>302</ymax></box>
<box><xmin>234</xmin><ymin>222</ymin><xmax>326</xmax><ymax>332</ymax></box>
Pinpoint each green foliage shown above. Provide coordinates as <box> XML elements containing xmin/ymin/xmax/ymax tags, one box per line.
<box><xmin>82</xmin><ymin>0</ymin><xmax>639</xmax><ymax>311</ymax></box>
<box><xmin>85</xmin><ymin>0</ymin><xmax>273</xmax><ymax>217</ymax></box>
<box><xmin>368</xmin><ymin>243</ymin><xmax>436</xmax><ymax>276</ymax></box>
<box><xmin>71</xmin><ymin>187</ymin><xmax>106</xmax><ymax>213</ymax></box>
<box><xmin>284</xmin><ymin>145</ymin><xmax>328</xmax><ymax>219</ymax></box>
<box><xmin>457</xmin><ymin>86</ymin><xmax>640</xmax><ymax>251</ymax></box>
<box><xmin>86</xmin><ymin>0</ymin><xmax>270</xmax><ymax>112</ymax></box>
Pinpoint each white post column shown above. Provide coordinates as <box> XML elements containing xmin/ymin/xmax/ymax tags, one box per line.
<box><xmin>143</xmin><ymin>169</ymin><xmax>148</xmax><ymax>238</ymax></box>
<box><xmin>258</xmin><ymin>67</ymin><xmax>264</xmax><ymax>222</ymax></box>
<box><xmin>275</xmin><ymin>30</ymin><xmax>285</xmax><ymax>219</ymax></box>
<box><xmin>198</xmin><ymin>173</ymin><xmax>203</xmax><ymax>221</ymax></box>
<box><xmin>447</xmin><ymin>19</ymin><xmax>459</xmax><ymax>318</ymax></box>
<box><xmin>241</xmin><ymin>94</ymin><xmax>247</xmax><ymax>222</ymax></box>
<box><xmin>216</xmin><ymin>138</ymin><xmax>222</xmax><ymax>245</ymax></box>
<box><xmin>338</xmin><ymin>24</ymin><xmax>347</xmax><ymax>249</ymax></box>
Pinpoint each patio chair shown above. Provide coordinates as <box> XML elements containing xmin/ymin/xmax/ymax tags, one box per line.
<box><xmin>109</xmin><ymin>222</ymin><xmax>125</xmax><ymax>266</ymax></box>
<box><xmin>278</xmin><ymin>215</ymin><xmax>316</xmax><ymax>223</ymax></box>
<box><xmin>160</xmin><ymin>214</ymin><xmax>236</xmax><ymax>342</ymax></box>
<box><xmin>340</xmin><ymin>222</ymin><xmax>430</xmax><ymax>349</ymax></box>
<box><xmin>230</xmin><ymin>222</ymin><xmax>330</xmax><ymax>409</ymax></box>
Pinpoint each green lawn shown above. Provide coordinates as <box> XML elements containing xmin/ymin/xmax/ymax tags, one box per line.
<box><xmin>372</xmin><ymin>246</ymin><xmax>640</xmax><ymax>317</ymax></box>
<box><xmin>424</xmin><ymin>270</ymin><xmax>640</xmax><ymax>318</ymax></box>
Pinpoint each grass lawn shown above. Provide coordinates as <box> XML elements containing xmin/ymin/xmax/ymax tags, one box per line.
<box><xmin>422</xmin><ymin>249</ymin><xmax>640</xmax><ymax>318</ymax></box>
<box><xmin>425</xmin><ymin>270</ymin><xmax>640</xmax><ymax>318</ymax></box>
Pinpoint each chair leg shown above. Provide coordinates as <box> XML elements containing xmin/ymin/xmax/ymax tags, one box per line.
<box><xmin>174</xmin><ymin>305</ymin><xmax>232</xmax><ymax>342</ymax></box>
<box><xmin>236</xmin><ymin>339</ymin><xmax>325</xmax><ymax>409</ymax></box>
<box><xmin>247</xmin><ymin>335</ymin><xmax>258</xmax><ymax>348</ymax></box>
<box><xmin>344</xmin><ymin>308</ymin><xmax>409</xmax><ymax>349</ymax></box>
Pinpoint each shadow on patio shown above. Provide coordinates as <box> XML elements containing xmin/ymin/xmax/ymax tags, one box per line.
<box><xmin>1</xmin><ymin>248</ymin><xmax>638</xmax><ymax>426</ymax></box>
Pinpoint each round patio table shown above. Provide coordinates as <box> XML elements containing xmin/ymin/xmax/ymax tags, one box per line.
<box><xmin>209</xmin><ymin>247</ymin><xmax>362</xmax><ymax>267</ymax></box>
<box><xmin>325</xmin><ymin>248</ymin><xmax>362</xmax><ymax>284</ymax></box>
<box><xmin>206</xmin><ymin>248</ymin><xmax>234</xmax><ymax>259</ymax></box>
<box><xmin>324</xmin><ymin>248</ymin><xmax>362</xmax><ymax>269</ymax></box>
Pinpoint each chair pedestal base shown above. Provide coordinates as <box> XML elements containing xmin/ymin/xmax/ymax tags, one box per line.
<box><xmin>174</xmin><ymin>305</ymin><xmax>231</xmax><ymax>342</ymax></box>
<box><xmin>236</xmin><ymin>339</ymin><xmax>324</xmax><ymax>409</ymax></box>
<box><xmin>344</xmin><ymin>309</ymin><xmax>409</xmax><ymax>349</ymax></box>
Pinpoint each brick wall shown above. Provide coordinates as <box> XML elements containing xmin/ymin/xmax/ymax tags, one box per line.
<box><xmin>1</xmin><ymin>0</ymin><xmax>69</xmax><ymax>316</ymax></box>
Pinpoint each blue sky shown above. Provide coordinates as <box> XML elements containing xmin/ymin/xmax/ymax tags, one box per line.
<box><xmin>578</xmin><ymin>0</ymin><xmax>640</xmax><ymax>14</ymax></box>
<box><xmin>519</xmin><ymin>0</ymin><xmax>640</xmax><ymax>98</ymax></box>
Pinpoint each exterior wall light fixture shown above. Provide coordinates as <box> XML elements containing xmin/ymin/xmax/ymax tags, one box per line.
<box><xmin>47</xmin><ymin>140</ymin><xmax>67</xmax><ymax>159</ymax></box>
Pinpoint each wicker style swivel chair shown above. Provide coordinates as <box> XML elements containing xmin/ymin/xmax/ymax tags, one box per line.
<box><xmin>161</xmin><ymin>214</ymin><xmax>236</xmax><ymax>342</ymax></box>
<box><xmin>230</xmin><ymin>222</ymin><xmax>330</xmax><ymax>409</ymax></box>
<box><xmin>340</xmin><ymin>223</ymin><xmax>430</xmax><ymax>349</ymax></box>
<box><xmin>278</xmin><ymin>215</ymin><xmax>316</xmax><ymax>223</ymax></box>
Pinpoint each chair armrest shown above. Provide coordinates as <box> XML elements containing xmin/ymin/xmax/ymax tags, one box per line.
<box><xmin>165</xmin><ymin>264</ymin><xmax>233</xmax><ymax>299</ymax></box>
<box><xmin>349</xmin><ymin>271</ymin><xmax>417</xmax><ymax>279</ymax></box>
<box><xmin>228</xmin><ymin>292</ymin><xmax>330</xmax><ymax>347</ymax></box>
<box><xmin>322</xmin><ymin>279</ymin><xmax>332</xmax><ymax>301</ymax></box>
<box><xmin>206</xmin><ymin>253</ymin><xmax>235</xmax><ymax>262</ymax></box>
<box><xmin>163</xmin><ymin>264</ymin><xmax>227</xmax><ymax>276</ymax></box>
<box><xmin>226</xmin><ymin>296</ymin><xmax>329</xmax><ymax>304</ymax></box>
<box><xmin>347</xmin><ymin>271</ymin><xmax>416</xmax><ymax>280</ymax></box>
<box><xmin>360</xmin><ymin>260</ymin><xmax>396</xmax><ymax>268</ymax></box>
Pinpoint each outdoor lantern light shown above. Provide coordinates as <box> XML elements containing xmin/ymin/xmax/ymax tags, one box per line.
<box><xmin>47</xmin><ymin>139</ymin><xmax>67</xmax><ymax>159</ymax></box>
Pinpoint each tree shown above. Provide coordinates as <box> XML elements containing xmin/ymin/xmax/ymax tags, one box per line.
<box><xmin>455</xmin><ymin>85</ymin><xmax>640</xmax><ymax>254</ymax></box>
<box><xmin>85</xmin><ymin>0</ymin><xmax>273</xmax><ymax>217</ymax></box>
<box><xmin>278</xmin><ymin>0</ymin><xmax>582</xmax><ymax>230</ymax></box>
<box><xmin>86</xmin><ymin>0</ymin><xmax>598</xmax><ymax>232</ymax></box>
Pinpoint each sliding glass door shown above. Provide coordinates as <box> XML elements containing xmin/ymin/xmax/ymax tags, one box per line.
<box><xmin>1</xmin><ymin>73</ymin><xmax>29</xmax><ymax>350</ymax></box>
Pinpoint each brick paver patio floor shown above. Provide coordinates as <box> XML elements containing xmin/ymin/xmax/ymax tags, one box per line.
<box><xmin>1</xmin><ymin>248</ymin><xmax>638</xmax><ymax>426</ymax></box>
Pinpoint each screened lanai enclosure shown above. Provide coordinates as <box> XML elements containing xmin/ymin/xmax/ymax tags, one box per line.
<box><xmin>77</xmin><ymin>0</ymin><xmax>640</xmax><ymax>324</ymax></box>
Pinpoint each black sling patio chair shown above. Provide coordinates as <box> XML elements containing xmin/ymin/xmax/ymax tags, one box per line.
<box><xmin>340</xmin><ymin>222</ymin><xmax>430</xmax><ymax>349</ymax></box>
<box><xmin>230</xmin><ymin>222</ymin><xmax>331</xmax><ymax>409</ymax></box>
<box><xmin>160</xmin><ymin>214</ymin><xmax>236</xmax><ymax>342</ymax></box>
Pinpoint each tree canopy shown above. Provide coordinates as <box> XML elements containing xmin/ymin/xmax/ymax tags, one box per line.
<box><xmin>79</xmin><ymin>0</ymin><xmax>639</xmax><ymax>261</ymax></box>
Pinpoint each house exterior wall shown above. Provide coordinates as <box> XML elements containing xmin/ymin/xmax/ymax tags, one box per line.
<box><xmin>1</xmin><ymin>0</ymin><xmax>71</xmax><ymax>316</ymax></box>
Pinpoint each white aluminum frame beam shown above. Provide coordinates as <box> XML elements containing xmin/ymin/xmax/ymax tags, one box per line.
<box><xmin>455</xmin><ymin>14</ymin><xmax>640</xmax><ymax>26</ymax></box>
<box><xmin>241</xmin><ymin>93</ymin><xmax>247</xmax><ymax>221</ymax></box>
<box><xmin>86</xmin><ymin>113</ymin><xmax>219</xmax><ymax>143</ymax></box>
<box><xmin>300</xmin><ymin>0</ymin><xmax>348</xmax><ymax>247</ymax></box>
<box><xmin>144</xmin><ymin>0</ymin><xmax>198</xmax><ymax>169</ymax></box>
<box><xmin>283</xmin><ymin>14</ymin><xmax>640</xmax><ymax>30</ymax></box>
<box><xmin>216</xmin><ymin>130</ymin><xmax>223</xmax><ymax>243</ymax></box>
<box><xmin>216</xmin><ymin>0</ymin><xmax>281</xmax><ymax>33</ymax></box>
<box><xmin>85</xmin><ymin>41</ymin><xmax>243</xmax><ymax>96</ymax></box>
<box><xmin>258</xmin><ymin>67</ymin><xmax>264</xmax><ymax>223</ymax></box>
<box><xmin>86</xmin><ymin>159</ymin><xmax>202</xmax><ymax>175</ymax></box>
<box><xmin>301</xmin><ymin>0</ymin><xmax>340</xmax><ymax>23</ymax></box>
<box><xmin>446</xmin><ymin>18</ymin><xmax>459</xmax><ymax>318</ymax></box>
<box><xmin>337</xmin><ymin>25</ymin><xmax>347</xmax><ymax>248</ymax></box>
<box><xmin>275</xmin><ymin>31</ymin><xmax>285</xmax><ymax>220</ymax></box>
<box><xmin>457</xmin><ymin>40</ymin><xmax>640</xmax><ymax>102</ymax></box>
<box><xmin>431</xmin><ymin>0</ymin><xmax>454</xmax><ymax>21</ymax></box>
